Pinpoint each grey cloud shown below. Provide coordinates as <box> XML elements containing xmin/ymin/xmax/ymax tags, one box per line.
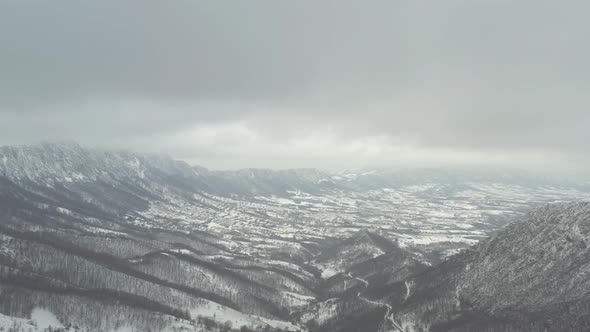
<box><xmin>0</xmin><ymin>1</ymin><xmax>589</xmax><ymax>170</ymax></box>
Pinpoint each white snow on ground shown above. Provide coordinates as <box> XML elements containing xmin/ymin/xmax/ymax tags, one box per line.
<box><xmin>56</xmin><ymin>207</ymin><xmax>74</xmax><ymax>215</ymax></box>
<box><xmin>172</xmin><ymin>248</ymin><xmax>192</xmax><ymax>254</ymax></box>
<box><xmin>110</xmin><ymin>320</ymin><xmax>197</xmax><ymax>332</ymax></box>
<box><xmin>1</xmin><ymin>310</ymin><xmax>210</xmax><ymax>332</ymax></box>
<box><xmin>281</xmin><ymin>291</ymin><xmax>316</xmax><ymax>307</ymax></box>
<box><xmin>0</xmin><ymin>312</ymin><xmax>43</xmax><ymax>332</ymax></box>
<box><xmin>318</xmin><ymin>264</ymin><xmax>342</xmax><ymax>279</ymax></box>
<box><xmin>31</xmin><ymin>308</ymin><xmax>63</xmax><ymax>329</ymax></box>
<box><xmin>266</xmin><ymin>260</ymin><xmax>316</xmax><ymax>278</ymax></box>
<box><xmin>136</xmin><ymin>178</ymin><xmax>590</xmax><ymax>263</ymax></box>
<box><xmin>190</xmin><ymin>302</ymin><xmax>252</xmax><ymax>327</ymax></box>
<box><xmin>190</xmin><ymin>301</ymin><xmax>304</xmax><ymax>331</ymax></box>
<box><xmin>0</xmin><ymin>235</ymin><xmax>16</xmax><ymax>259</ymax></box>
<box><xmin>81</xmin><ymin>226</ymin><xmax>127</xmax><ymax>236</ymax></box>
<box><xmin>300</xmin><ymin>298</ymin><xmax>340</xmax><ymax>325</ymax></box>
<box><xmin>259</xmin><ymin>317</ymin><xmax>302</xmax><ymax>331</ymax></box>
<box><xmin>405</xmin><ymin>235</ymin><xmax>480</xmax><ymax>246</ymax></box>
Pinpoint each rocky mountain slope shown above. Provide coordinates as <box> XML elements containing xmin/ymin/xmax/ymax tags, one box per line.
<box><xmin>1</xmin><ymin>143</ymin><xmax>589</xmax><ymax>331</ymax></box>
<box><xmin>351</xmin><ymin>201</ymin><xmax>590</xmax><ymax>332</ymax></box>
<box><xmin>0</xmin><ymin>143</ymin><xmax>315</xmax><ymax>331</ymax></box>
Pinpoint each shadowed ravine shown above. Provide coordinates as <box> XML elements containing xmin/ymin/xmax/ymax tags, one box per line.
<box><xmin>343</xmin><ymin>272</ymin><xmax>404</xmax><ymax>332</ymax></box>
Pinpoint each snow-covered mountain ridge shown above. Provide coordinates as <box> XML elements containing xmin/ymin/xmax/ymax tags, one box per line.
<box><xmin>1</xmin><ymin>143</ymin><xmax>590</xmax><ymax>331</ymax></box>
<box><xmin>2</xmin><ymin>142</ymin><xmax>589</xmax><ymax>259</ymax></box>
<box><xmin>0</xmin><ymin>142</ymin><xmax>195</xmax><ymax>183</ymax></box>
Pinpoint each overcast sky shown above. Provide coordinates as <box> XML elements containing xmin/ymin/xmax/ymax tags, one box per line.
<box><xmin>0</xmin><ymin>1</ymin><xmax>589</xmax><ymax>171</ymax></box>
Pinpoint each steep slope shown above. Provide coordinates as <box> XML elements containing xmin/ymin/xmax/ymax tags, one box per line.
<box><xmin>378</xmin><ymin>201</ymin><xmax>590</xmax><ymax>332</ymax></box>
<box><xmin>297</xmin><ymin>232</ymin><xmax>426</xmax><ymax>332</ymax></box>
<box><xmin>457</xmin><ymin>201</ymin><xmax>590</xmax><ymax>330</ymax></box>
<box><xmin>0</xmin><ymin>143</ymin><xmax>313</xmax><ymax>331</ymax></box>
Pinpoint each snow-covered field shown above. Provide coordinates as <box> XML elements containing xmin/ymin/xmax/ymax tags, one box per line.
<box><xmin>0</xmin><ymin>308</ymin><xmax>63</xmax><ymax>332</ymax></box>
<box><xmin>137</xmin><ymin>182</ymin><xmax>590</xmax><ymax>259</ymax></box>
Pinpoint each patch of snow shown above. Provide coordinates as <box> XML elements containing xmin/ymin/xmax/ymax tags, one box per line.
<box><xmin>319</xmin><ymin>265</ymin><xmax>341</xmax><ymax>279</ymax></box>
<box><xmin>56</xmin><ymin>207</ymin><xmax>73</xmax><ymax>215</ymax></box>
<box><xmin>0</xmin><ymin>312</ymin><xmax>41</xmax><ymax>332</ymax></box>
<box><xmin>259</xmin><ymin>317</ymin><xmax>302</xmax><ymax>331</ymax></box>
<box><xmin>281</xmin><ymin>291</ymin><xmax>315</xmax><ymax>307</ymax></box>
<box><xmin>72</xmin><ymin>172</ymin><xmax>86</xmax><ymax>181</ymax></box>
<box><xmin>30</xmin><ymin>308</ymin><xmax>63</xmax><ymax>329</ymax></box>
<box><xmin>190</xmin><ymin>301</ymin><xmax>303</xmax><ymax>331</ymax></box>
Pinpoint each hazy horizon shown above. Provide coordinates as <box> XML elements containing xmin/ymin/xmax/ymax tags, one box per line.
<box><xmin>1</xmin><ymin>1</ymin><xmax>589</xmax><ymax>172</ymax></box>
<box><xmin>2</xmin><ymin>140</ymin><xmax>590</xmax><ymax>182</ymax></box>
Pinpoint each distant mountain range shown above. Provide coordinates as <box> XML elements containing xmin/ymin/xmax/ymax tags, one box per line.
<box><xmin>2</xmin><ymin>142</ymin><xmax>587</xmax><ymax>198</ymax></box>
<box><xmin>0</xmin><ymin>143</ymin><xmax>589</xmax><ymax>331</ymax></box>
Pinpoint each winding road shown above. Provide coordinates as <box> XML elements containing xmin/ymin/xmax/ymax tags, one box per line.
<box><xmin>344</xmin><ymin>273</ymin><xmax>404</xmax><ymax>332</ymax></box>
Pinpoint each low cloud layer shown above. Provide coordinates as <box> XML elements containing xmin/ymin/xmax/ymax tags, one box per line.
<box><xmin>1</xmin><ymin>1</ymin><xmax>589</xmax><ymax>171</ymax></box>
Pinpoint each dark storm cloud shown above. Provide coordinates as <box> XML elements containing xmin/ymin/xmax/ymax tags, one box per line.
<box><xmin>0</xmin><ymin>1</ymin><xmax>589</xmax><ymax>170</ymax></box>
